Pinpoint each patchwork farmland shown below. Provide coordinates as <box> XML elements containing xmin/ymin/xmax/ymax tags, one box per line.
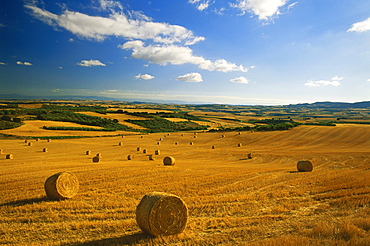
<box><xmin>0</xmin><ymin>101</ymin><xmax>369</xmax><ymax>245</ymax></box>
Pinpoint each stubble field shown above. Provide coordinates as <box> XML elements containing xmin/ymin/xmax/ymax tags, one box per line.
<box><xmin>1</xmin><ymin>125</ymin><xmax>370</xmax><ymax>245</ymax></box>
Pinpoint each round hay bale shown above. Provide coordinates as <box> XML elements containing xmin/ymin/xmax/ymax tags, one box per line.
<box><xmin>221</xmin><ymin>135</ymin><xmax>225</xmax><ymax>138</ymax></box>
<box><xmin>149</xmin><ymin>155</ymin><xmax>155</xmax><ymax>161</ymax></box>
<box><xmin>190</xmin><ymin>142</ymin><xmax>193</xmax><ymax>145</ymax></box>
<box><xmin>43</xmin><ymin>148</ymin><xmax>48</xmax><ymax>152</ymax></box>
<box><xmin>119</xmin><ymin>142</ymin><xmax>123</xmax><ymax>146</ymax></box>
<box><xmin>155</xmin><ymin>150</ymin><xmax>160</xmax><ymax>155</ymax></box>
<box><xmin>163</xmin><ymin>156</ymin><xmax>175</xmax><ymax>166</ymax></box>
<box><xmin>141</xmin><ymin>136</ymin><xmax>144</xmax><ymax>139</ymax></box>
<box><xmin>175</xmin><ymin>142</ymin><xmax>178</xmax><ymax>145</ymax></box>
<box><xmin>127</xmin><ymin>154</ymin><xmax>133</xmax><ymax>160</ymax></box>
<box><xmin>92</xmin><ymin>156</ymin><xmax>100</xmax><ymax>163</ymax></box>
<box><xmin>36</xmin><ymin>138</ymin><xmax>40</xmax><ymax>142</ymax></box>
<box><xmin>238</xmin><ymin>132</ymin><xmax>241</xmax><ymax>135</ymax></box>
<box><xmin>157</xmin><ymin>142</ymin><xmax>161</xmax><ymax>145</ymax></box>
<box><xmin>159</xmin><ymin>138</ymin><xmax>163</xmax><ymax>141</ymax></box>
<box><xmin>96</xmin><ymin>153</ymin><xmax>102</xmax><ymax>158</ymax></box>
<box><xmin>122</xmin><ymin>135</ymin><xmax>125</xmax><ymax>138</ymax></box>
<box><xmin>297</xmin><ymin>160</ymin><xmax>313</xmax><ymax>172</ymax></box>
<box><xmin>25</xmin><ymin>140</ymin><xmax>28</xmax><ymax>143</ymax></box>
<box><xmin>194</xmin><ymin>136</ymin><xmax>197</xmax><ymax>139</ymax></box>
<box><xmin>247</xmin><ymin>153</ymin><xmax>252</xmax><ymax>159</ymax></box>
<box><xmin>6</xmin><ymin>154</ymin><xmax>13</xmax><ymax>159</ymax></box>
<box><xmin>212</xmin><ymin>146</ymin><xmax>215</xmax><ymax>149</ymax></box>
<box><xmin>47</xmin><ymin>139</ymin><xmax>51</xmax><ymax>142</ymax></box>
<box><xmin>44</xmin><ymin>172</ymin><xmax>79</xmax><ymax>200</ymax></box>
<box><xmin>194</xmin><ymin>132</ymin><xmax>197</xmax><ymax>135</ymax></box>
<box><xmin>0</xmin><ymin>149</ymin><xmax>3</xmax><ymax>154</ymax></box>
<box><xmin>28</xmin><ymin>142</ymin><xmax>33</xmax><ymax>146</ymax></box>
<box><xmin>143</xmin><ymin>149</ymin><xmax>147</xmax><ymax>154</ymax></box>
<box><xmin>86</xmin><ymin>151</ymin><xmax>91</xmax><ymax>155</ymax></box>
<box><xmin>137</xmin><ymin>147</ymin><xmax>142</xmax><ymax>151</ymax></box>
<box><xmin>238</xmin><ymin>143</ymin><xmax>242</xmax><ymax>147</ymax></box>
<box><xmin>136</xmin><ymin>192</ymin><xmax>188</xmax><ymax>236</ymax></box>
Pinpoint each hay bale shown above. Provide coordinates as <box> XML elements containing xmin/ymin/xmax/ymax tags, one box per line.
<box><xmin>6</xmin><ymin>154</ymin><xmax>13</xmax><ymax>159</ymax></box>
<box><xmin>194</xmin><ymin>136</ymin><xmax>197</xmax><ymax>139</ymax></box>
<box><xmin>136</xmin><ymin>192</ymin><xmax>188</xmax><ymax>236</ymax></box>
<box><xmin>86</xmin><ymin>151</ymin><xmax>91</xmax><ymax>155</ymax></box>
<box><xmin>238</xmin><ymin>143</ymin><xmax>242</xmax><ymax>147</ymax></box>
<box><xmin>212</xmin><ymin>146</ymin><xmax>215</xmax><ymax>149</ymax></box>
<box><xmin>297</xmin><ymin>160</ymin><xmax>313</xmax><ymax>172</ymax></box>
<box><xmin>221</xmin><ymin>135</ymin><xmax>225</xmax><ymax>138</ymax></box>
<box><xmin>44</xmin><ymin>172</ymin><xmax>79</xmax><ymax>200</ymax></box>
<box><xmin>28</xmin><ymin>142</ymin><xmax>33</xmax><ymax>146</ymax></box>
<box><xmin>163</xmin><ymin>156</ymin><xmax>175</xmax><ymax>166</ymax></box>
<box><xmin>36</xmin><ymin>138</ymin><xmax>39</xmax><ymax>142</ymax></box>
<box><xmin>47</xmin><ymin>139</ymin><xmax>51</xmax><ymax>142</ymax></box>
<box><xmin>143</xmin><ymin>149</ymin><xmax>147</xmax><ymax>154</ymax></box>
<box><xmin>155</xmin><ymin>150</ymin><xmax>160</xmax><ymax>155</ymax></box>
<box><xmin>127</xmin><ymin>154</ymin><xmax>133</xmax><ymax>160</ymax></box>
<box><xmin>137</xmin><ymin>147</ymin><xmax>142</xmax><ymax>151</ymax></box>
<box><xmin>93</xmin><ymin>156</ymin><xmax>100</xmax><ymax>163</ymax></box>
<box><xmin>159</xmin><ymin>138</ymin><xmax>163</xmax><ymax>141</ymax></box>
<box><xmin>175</xmin><ymin>142</ymin><xmax>178</xmax><ymax>145</ymax></box>
<box><xmin>149</xmin><ymin>155</ymin><xmax>155</xmax><ymax>161</ymax></box>
<box><xmin>247</xmin><ymin>153</ymin><xmax>252</xmax><ymax>159</ymax></box>
<box><xmin>157</xmin><ymin>142</ymin><xmax>161</xmax><ymax>145</ymax></box>
<box><xmin>96</xmin><ymin>153</ymin><xmax>102</xmax><ymax>158</ymax></box>
<box><xmin>190</xmin><ymin>142</ymin><xmax>193</xmax><ymax>145</ymax></box>
<box><xmin>43</xmin><ymin>148</ymin><xmax>48</xmax><ymax>152</ymax></box>
<box><xmin>238</xmin><ymin>132</ymin><xmax>241</xmax><ymax>135</ymax></box>
<box><xmin>0</xmin><ymin>149</ymin><xmax>3</xmax><ymax>154</ymax></box>
<box><xmin>119</xmin><ymin>142</ymin><xmax>123</xmax><ymax>146</ymax></box>
<box><xmin>141</xmin><ymin>136</ymin><xmax>144</xmax><ymax>139</ymax></box>
<box><xmin>24</xmin><ymin>140</ymin><xmax>28</xmax><ymax>143</ymax></box>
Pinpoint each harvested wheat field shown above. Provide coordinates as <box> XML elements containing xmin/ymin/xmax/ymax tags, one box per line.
<box><xmin>1</xmin><ymin>125</ymin><xmax>370</xmax><ymax>245</ymax></box>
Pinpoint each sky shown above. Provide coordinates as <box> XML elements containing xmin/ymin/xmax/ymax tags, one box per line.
<box><xmin>1</xmin><ymin>0</ymin><xmax>370</xmax><ymax>105</ymax></box>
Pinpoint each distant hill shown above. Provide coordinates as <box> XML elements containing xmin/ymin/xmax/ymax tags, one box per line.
<box><xmin>288</xmin><ymin>101</ymin><xmax>370</xmax><ymax>109</ymax></box>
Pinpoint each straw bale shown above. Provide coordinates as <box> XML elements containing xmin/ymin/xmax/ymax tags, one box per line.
<box><xmin>47</xmin><ymin>139</ymin><xmax>51</xmax><ymax>142</ymax></box>
<box><xmin>43</xmin><ymin>148</ymin><xmax>48</xmax><ymax>152</ymax></box>
<box><xmin>127</xmin><ymin>154</ymin><xmax>133</xmax><ymax>160</ymax></box>
<box><xmin>247</xmin><ymin>153</ymin><xmax>252</xmax><ymax>159</ymax></box>
<box><xmin>44</xmin><ymin>172</ymin><xmax>79</xmax><ymax>200</ymax></box>
<box><xmin>212</xmin><ymin>146</ymin><xmax>215</xmax><ymax>149</ymax></box>
<box><xmin>190</xmin><ymin>142</ymin><xmax>193</xmax><ymax>145</ymax></box>
<box><xmin>163</xmin><ymin>156</ymin><xmax>175</xmax><ymax>166</ymax></box>
<box><xmin>6</xmin><ymin>154</ymin><xmax>13</xmax><ymax>159</ymax></box>
<box><xmin>93</xmin><ymin>156</ymin><xmax>100</xmax><ymax>162</ymax></box>
<box><xmin>155</xmin><ymin>150</ymin><xmax>160</xmax><ymax>155</ymax></box>
<box><xmin>157</xmin><ymin>142</ymin><xmax>161</xmax><ymax>145</ymax></box>
<box><xmin>238</xmin><ymin>143</ymin><xmax>242</xmax><ymax>147</ymax></box>
<box><xmin>137</xmin><ymin>147</ymin><xmax>142</xmax><ymax>151</ymax></box>
<box><xmin>221</xmin><ymin>135</ymin><xmax>225</xmax><ymax>138</ymax></box>
<box><xmin>136</xmin><ymin>192</ymin><xmax>188</xmax><ymax>236</ymax></box>
<box><xmin>149</xmin><ymin>155</ymin><xmax>155</xmax><ymax>161</ymax></box>
<box><xmin>24</xmin><ymin>140</ymin><xmax>28</xmax><ymax>143</ymax></box>
<box><xmin>194</xmin><ymin>136</ymin><xmax>197</xmax><ymax>138</ymax></box>
<box><xmin>0</xmin><ymin>149</ymin><xmax>3</xmax><ymax>154</ymax></box>
<box><xmin>96</xmin><ymin>153</ymin><xmax>102</xmax><ymax>158</ymax></box>
<box><xmin>143</xmin><ymin>149</ymin><xmax>147</xmax><ymax>154</ymax></box>
<box><xmin>86</xmin><ymin>151</ymin><xmax>91</xmax><ymax>155</ymax></box>
<box><xmin>28</xmin><ymin>142</ymin><xmax>33</xmax><ymax>146</ymax></box>
<box><xmin>119</xmin><ymin>142</ymin><xmax>123</xmax><ymax>146</ymax></box>
<box><xmin>297</xmin><ymin>160</ymin><xmax>313</xmax><ymax>172</ymax></box>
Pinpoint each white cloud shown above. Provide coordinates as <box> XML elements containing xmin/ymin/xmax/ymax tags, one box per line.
<box><xmin>120</xmin><ymin>41</ymin><xmax>248</xmax><ymax>72</ymax></box>
<box><xmin>305</xmin><ymin>76</ymin><xmax>343</xmax><ymax>87</ymax></box>
<box><xmin>77</xmin><ymin>59</ymin><xmax>106</xmax><ymax>67</ymax></box>
<box><xmin>367</xmin><ymin>79</ymin><xmax>370</xmax><ymax>82</ymax></box>
<box><xmin>16</xmin><ymin>61</ymin><xmax>33</xmax><ymax>65</ymax></box>
<box><xmin>98</xmin><ymin>0</ymin><xmax>123</xmax><ymax>11</ymax></box>
<box><xmin>348</xmin><ymin>17</ymin><xmax>370</xmax><ymax>32</ymax></box>
<box><xmin>25</xmin><ymin>3</ymin><xmax>204</xmax><ymax>45</ymax></box>
<box><xmin>189</xmin><ymin>0</ymin><xmax>213</xmax><ymax>11</ymax></box>
<box><xmin>231</xmin><ymin>0</ymin><xmax>288</xmax><ymax>20</ymax></box>
<box><xmin>230</xmin><ymin>76</ymin><xmax>249</xmax><ymax>84</ymax></box>
<box><xmin>176</xmin><ymin>72</ymin><xmax>203</xmax><ymax>82</ymax></box>
<box><xmin>134</xmin><ymin>73</ymin><xmax>155</xmax><ymax>80</ymax></box>
<box><xmin>0</xmin><ymin>62</ymin><xmax>7</xmax><ymax>65</ymax></box>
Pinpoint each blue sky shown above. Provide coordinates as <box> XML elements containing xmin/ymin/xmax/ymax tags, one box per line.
<box><xmin>1</xmin><ymin>0</ymin><xmax>370</xmax><ymax>105</ymax></box>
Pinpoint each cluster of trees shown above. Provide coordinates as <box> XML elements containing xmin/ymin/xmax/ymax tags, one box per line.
<box><xmin>0</xmin><ymin>121</ymin><xmax>23</xmax><ymax>130</ymax></box>
<box><xmin>126</xmin><ymin>117</ymin><xmax>208</xmax><ymax>133</ymax></box>
<box><xmin>121</xmin><ymin>111</ymin><xmax>209</xmax><ymax>122</ymax></box>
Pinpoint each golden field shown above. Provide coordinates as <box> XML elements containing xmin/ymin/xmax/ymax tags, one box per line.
<box><xmin>0</xmin><ymin>125</ymin><xmax>370</xmax><ymax>245</ymax></box>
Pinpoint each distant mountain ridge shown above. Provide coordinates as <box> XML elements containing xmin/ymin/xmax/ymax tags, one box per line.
<box><xmin>288</xmin><ymin>101</ymin><xmax>370</xmax><ymax>108</ymax></box>
<box><xmin>0</xmin><ymin>94</ymin><xmax>369</xmax><ymax>108</ymax></box>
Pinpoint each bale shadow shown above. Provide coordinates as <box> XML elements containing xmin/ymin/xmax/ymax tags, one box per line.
<box><xmin>67</xmin><ymin>232</ymin><xmax>155</xmax><ymax>246</ymax></box>
<box><xmin>0</xmin><ymin>197</ymin><xmax>48</xmax><ymax>207</ymax></box>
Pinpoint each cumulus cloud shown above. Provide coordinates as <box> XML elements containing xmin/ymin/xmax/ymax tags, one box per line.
<box><xmin>16</xmin><ymin>61</ymin><xmax>33</xmax><ymax>65</ymax></box>
<box><xmin>98</xmin><ymin>0</ymin><xmax>123</xmax><ymax>11</ymax></box>
<box><xmin>231</xmin><ymin>0</ymin><xmax>288</xmax><ymax>20</ymax></box>
<box><xmin>305</xmin><ymin>76</ymin><xmax>343</xmax><ymax>87</ymax></box>
<box><xmin>77</xmin><ymin>59</ymin><xmax>106</xmax><ymax>67</ymax></box>
<box><xmin>230</xmin><ymin>76</ymin><xmax>249</xmax><ymax>84</ymax></box>
<box><xmin>120</xmin><ymin>41</ymin><xmax>248</xmax><ymax>72</ymax></box>
<box><xmin>134</xmin><ymin>73</ymin><xmax>155</xmax><ymax>80</ymax></box>
<box><xmin>176</xmin><ymin>72</ymin><xmax>203</xmax><ymax>82</ymax></box>
<box><xmin>189</xmin><ymin>0</ymin><xmax>213</xmax><ymax>11</ymax></box>
<box><xmin>348</xmin><ymin>17</ymin><xmax>370</xmax><ymax>32</ymax></box>
<box><xmin>24</xmin><ymin>3</ymin><xmax>204</xmax><ymax>45</ymax></box>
